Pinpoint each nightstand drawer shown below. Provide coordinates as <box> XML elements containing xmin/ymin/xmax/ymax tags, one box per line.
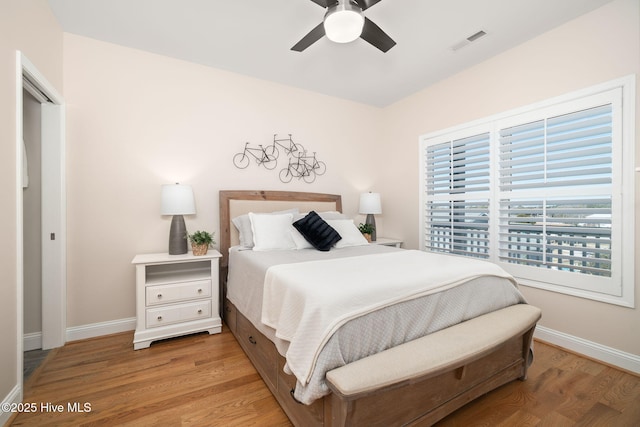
<box><xmin>146</xmin><ymin>279</ymin><xmax>211</xmax><ymax>306</ymax></box>
<box><xmin>146</xmin><ymin>300</ymin><xmax>211</xmax><ymax>328</ymax></box>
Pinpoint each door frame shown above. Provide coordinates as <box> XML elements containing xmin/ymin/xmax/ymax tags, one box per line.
<box><xmin>16</xmin><ymin>51</ymin><xmax>66</xmax><ymax>387</ymax></box>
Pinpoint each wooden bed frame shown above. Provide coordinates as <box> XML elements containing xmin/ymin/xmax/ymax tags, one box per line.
<box><xmin>219</xmin><ymin>190</ymin><xmax>540</xmax><ymax>426</ymax></box>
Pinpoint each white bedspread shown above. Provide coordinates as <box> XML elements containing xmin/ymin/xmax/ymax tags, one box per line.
<box><xmin>261</xmin><ymin>250</ymin><xmax>517</xmax><ymax>386</ymax></box>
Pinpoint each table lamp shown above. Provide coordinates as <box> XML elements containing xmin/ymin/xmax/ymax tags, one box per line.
<box><xmin>161</xmin><ymin>183</ymin><xmax>196</xmax><ymax>255</ymax></box>
<box><xmin>359</xmin><ymin>192</ymin><xmax>381</xmax><ymax>241</ymax></box>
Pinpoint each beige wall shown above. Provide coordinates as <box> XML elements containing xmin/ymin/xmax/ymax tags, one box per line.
<box><xmin>0</xmin><ymin>0</ymin><xmax>62</xmax><ymax>407</ymax></box>
<box><xmin>381</xmin><ymin>0</ymin><xmax>640</xmax><ymax>355</ymax></box>
<box><xmin>62</xmin><ymin>34</ymin><xmax>384</xmax><ymax>327</ymax></box>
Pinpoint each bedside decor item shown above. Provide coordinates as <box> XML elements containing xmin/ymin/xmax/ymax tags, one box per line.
<box><xmin>188</xmin><ymin>230</ymin><xmax>215</xmax><ymax>256</ymax></box>
<box><xmin>161</xmin><ymin>183</ymin><xmax>196</xmax><ymax>255</ymax></box>
<box><xmin>359</xmin><ymin>192</ymin><xmax>381</xmax><ymax>241</ymax></box>
<box><xmin>357</xmin><ymin>222</ymin><xmax>375</xmax><ymax>242</ymax></box>
<box><xmin>292</xmin><ymin>211</ymin><xmax>342</xmax><ymax>251</ymax></box>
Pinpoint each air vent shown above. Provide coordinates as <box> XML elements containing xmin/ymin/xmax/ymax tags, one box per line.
<box><xmin>450</xmin><ymin>30</ymin><xmax>488</xmax><ymax>52</ymax></box>
<box><xmin>467</xmin><ymin>30</ymin><xmax>487</xmax><ymax>42</ymax></box>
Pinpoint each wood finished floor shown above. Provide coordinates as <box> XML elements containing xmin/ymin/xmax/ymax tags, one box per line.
<box><xmin>9</xmin><ymin>328</ymin><xmax>640</xmax><ymax>426</ymax></box>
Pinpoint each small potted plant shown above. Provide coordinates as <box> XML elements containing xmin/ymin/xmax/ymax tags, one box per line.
<box><xmin>187</xmin><ymin>230</ymin><xmax>215</xmax><ymax>256</ymax></box>
<box><xmin>358</xmin><ymin>223</ymin><xmax>375</xmax><ymax>243</ymax></box>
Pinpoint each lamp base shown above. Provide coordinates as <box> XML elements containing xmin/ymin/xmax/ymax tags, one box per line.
<box><xmin>366</xmin><ymin>213</ymin><xmax>377</xmax><ymax>241</ymax></box>
<box><xmin>168</xmin><ymin>215</ymin><xmax>188</xmax><ymax>255</ymax></box>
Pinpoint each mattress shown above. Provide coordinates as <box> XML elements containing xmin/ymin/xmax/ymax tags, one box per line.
<box><xmin>227</xmin><ymin>245</ymin><xmax>526</xmax><ymax>404</ymax></box>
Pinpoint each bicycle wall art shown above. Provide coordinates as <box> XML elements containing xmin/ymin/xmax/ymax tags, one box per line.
<box><xmin>232</xmin><ymin>134</ymin><xmax>326</xmax><ymax>184</ymax></box>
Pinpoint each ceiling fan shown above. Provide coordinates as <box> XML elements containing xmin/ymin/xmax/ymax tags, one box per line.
<box><xmin>291</xmin><ymin>0</ymin><xmax>396</xmax><ymax>53</ymax></box>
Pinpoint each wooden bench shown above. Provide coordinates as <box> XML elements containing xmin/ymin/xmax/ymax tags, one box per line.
<box><xmin>226</xmin><ymin>301</ymin><xmax>541</xmax><ymax>426</ymax></box>
<box><xmin>324</xmin><ymin>304</ymin><xmax>541</xmax><ymax>426</ymax></box>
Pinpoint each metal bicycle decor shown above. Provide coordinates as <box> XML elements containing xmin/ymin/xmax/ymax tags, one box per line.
<box><xmin>232</xmin><ymin>134</ymin><xmax>326</xmax><ymax>184</ymax></box>
<box><xmin>279</xmin><ymin>150</ymin><xmax>326</xmax><ymax>183</ymax></box>
<box><xmin>232</xmin><ymin>141</ymin><xmax>277</xmax><ymax>170</ymax></box>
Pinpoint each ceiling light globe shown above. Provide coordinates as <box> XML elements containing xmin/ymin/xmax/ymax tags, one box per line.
<box><xmin>324</xmin><ymin>5</ymin><xmax>364</xmax><ymax>44</ymax></box>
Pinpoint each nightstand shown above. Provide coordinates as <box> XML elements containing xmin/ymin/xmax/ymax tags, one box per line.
<box><xmin>132</xmin><ymin>251</ymin><xmax>222</xmax><ymax>350</ymax></box>
<box><xmin>370</xmin><ymin>237</ymin><xmax>403</xmax><ymax>248</ymax></box>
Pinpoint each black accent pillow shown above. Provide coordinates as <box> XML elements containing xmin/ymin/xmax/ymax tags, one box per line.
<box><xmin>293</xmin><ymin>211</ymin><xmax>342</xmax><ymax>251</ymax></box>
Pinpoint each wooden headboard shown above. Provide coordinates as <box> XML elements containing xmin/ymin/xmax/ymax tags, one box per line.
<box><xmin>219</xmin><ymin>190</ymin><xmax>342</xmax><ymax>268</ymax></box>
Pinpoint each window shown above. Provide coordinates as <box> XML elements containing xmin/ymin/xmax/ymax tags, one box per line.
<box><xmin>424</xmin><ymin>131</ymin><xmax>491</xmax><ymax>258</ymax></box>
<box><xmin>420</xmin><ymin>77</ymin><xmax>635</xmax><ymax>307</ymax></box>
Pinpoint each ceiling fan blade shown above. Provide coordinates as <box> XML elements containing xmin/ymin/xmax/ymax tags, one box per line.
<box><xmin>291</xmin><ymin>22</ymin><xmax>326</xmax><ymax>52</ymax></box>
<box><xmin>309</xmin><ymin>0</ymin><xmax>336</xmax><ymax>7</ymax></box>
<box><xmin>360</xmin><ymin>17</ymin><xmax>396</xmax><ymax>52</ymax></box>
<box><xmin>354</xmin><ymin>0</ymin><xmax>383</xmax><ymax>11</ymax></box>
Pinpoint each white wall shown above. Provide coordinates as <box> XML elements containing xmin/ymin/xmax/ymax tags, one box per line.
<box><xmin>380</xmin><ymin>0</ymin><xmax>640</xmax><ymax>355</ymax></box>
<box><xmin>62</xmin><ymin>34</ymin><xmax>384</xmax><ymax>327</ymax></box>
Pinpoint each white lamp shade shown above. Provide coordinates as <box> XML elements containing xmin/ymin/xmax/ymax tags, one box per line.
<box><xmin>324</xmin><ymin>2</ymin><xmax>364</xmax><ymax>43</ymax></box>
<box><xmin>161</xmin><ymin>184</ymin><xmax>196</xmax><ymax>215</ymax></box>
<box><xmin>359</xmin><ymin>192</ymin><xmax>382</xmax><ymax>214</ymax></box>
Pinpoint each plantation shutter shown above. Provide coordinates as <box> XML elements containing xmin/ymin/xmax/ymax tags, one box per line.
<box><xmin>420</xmin><ymin>80</ymin><xmax>632</xmax><ymax>305</ymax></box>
<box><xmin>498</xmin><ymin>105</ymin><xmax>612</xmax><ymax>191</ymax></box>
<box><xmin>424</xmin><ymin>132</ymin><xmax>491</xmax><ymax>258</ymax></box>
<box><xmin>498</xmin><ymin>104</ymin><xmax>614</xmax><ymax>280</ymax></box>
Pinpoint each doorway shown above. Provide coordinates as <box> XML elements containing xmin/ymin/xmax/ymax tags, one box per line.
<box><xmin>16</xmin><ymin>52</ymin><xmax>66</xmax><ymax>388</ymax></box>
<box><xmin>22</xmin><ymin>88</ymin><xmax>43</xmax><ymax>353</ymax></box>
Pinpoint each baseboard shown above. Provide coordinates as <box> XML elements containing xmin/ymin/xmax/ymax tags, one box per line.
<box><xmin>23</xmin><ymin>331</ymin><xmax>42</xmax><ymax>351</ymax></box>
<box><xmin>534</xmin><ymin>326</ymin><xmax>640</xmax><ymax>375</ymax></box>
<box><xmin>1</xmin><ymin>384</ymin><xmax>21</xmax><ymax>425</ymax></box>
<box><xmin>66</xmin><ymin>317</ymin><xmax>136</xmax><ymax>342</ymax></box>
<box><xmin>23</xmin><ymin>319</ymin><xmax>136</xmax><ymax>348</ymax></box>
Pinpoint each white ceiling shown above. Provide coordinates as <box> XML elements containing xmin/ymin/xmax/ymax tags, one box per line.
<box><xmin>47</xmin><ymin>0</ymin><xmax>613</xmax><ymax>107</ymax></box>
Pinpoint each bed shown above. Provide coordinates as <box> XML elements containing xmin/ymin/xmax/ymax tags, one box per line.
<box><xmin>219</xmin><ymin>190</ymin><xmax>541</xmax><ymax>426</ymax></box>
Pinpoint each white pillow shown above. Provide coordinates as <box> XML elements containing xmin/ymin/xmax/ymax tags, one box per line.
<box><xmin>232</xmin><ymin>208</ymin><xmax>298</xmax><ymax>248</ymax></box>
<box><xmin>327</xmin><ymin>219</ymin><xmax>369</xmax><ymax>248</ymax></box>
<box><xmin>249</xmin><ymin>212</ymin><xmax>296</xmax><ymax>251</ymax></box>
<box><xmin>290</xmin><ymin>226</ymin><xmax>314</xmax><ymax>249</ymax></box>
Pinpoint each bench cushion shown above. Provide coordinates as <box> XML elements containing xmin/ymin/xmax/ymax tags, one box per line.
<box><xmin>326</xmin><ymin>304</ymin><xmax>541</xmax><ymax>396</ymax></box>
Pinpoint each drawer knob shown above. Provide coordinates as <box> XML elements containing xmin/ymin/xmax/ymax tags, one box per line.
<box><xmin>197</xmin><ymin>309</ymin><xmax>203</xmax><ymax>314</ymax></box>
<box><xmin>248</xmin><ymin>336</ymin><xmax>257</xmax><ymax>345</ymax></box>
<box><xmin>157</xmin><ymin>315</ymin><xmax>163</xmax><ymax>321</ymax></box>
<box><xmin>157</xmin><ymin>294</ymin><xmax>162</xmax><ymax>299</ymax></box>
<box><xmin>197</xmin><ymin>288</ymin><xmax>203</xmax><ymax>293</ymax></box>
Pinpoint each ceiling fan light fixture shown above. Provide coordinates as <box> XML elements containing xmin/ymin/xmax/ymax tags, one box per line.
<box><xmin>324</xmin><ymin>1</ymin><xmax>364</xmax><ymax>44</ymax></box>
